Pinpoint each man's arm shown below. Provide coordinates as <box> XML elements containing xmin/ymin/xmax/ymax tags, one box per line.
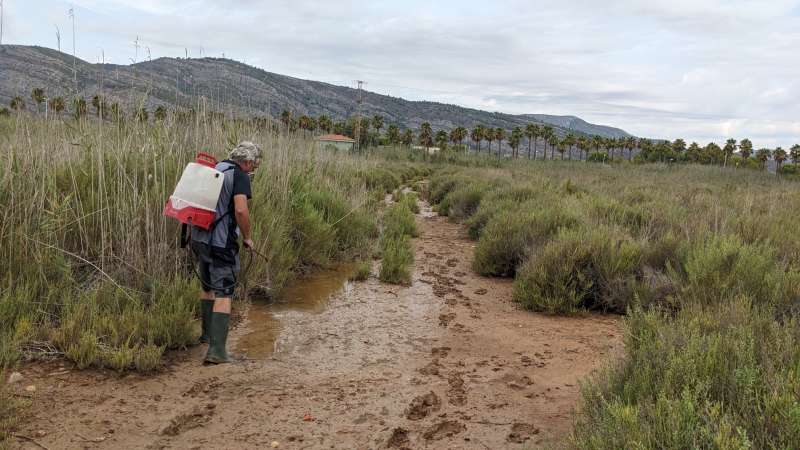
<box><xmin>233</xmin><ymin>194</ymin><xmax>253</xmax><ymax>248</ymax></box>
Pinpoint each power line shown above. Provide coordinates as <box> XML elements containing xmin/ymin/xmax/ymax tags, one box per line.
<box><xmin>354</xmin><ymin>80</ymin><xmax>366</xmax><ymax>152</ymax></box>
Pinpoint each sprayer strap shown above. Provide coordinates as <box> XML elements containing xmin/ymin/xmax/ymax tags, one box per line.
<box><xmin>180</xmin><ymin>223</ymin><xmax>190</xmax><ymax>249</ymax></box>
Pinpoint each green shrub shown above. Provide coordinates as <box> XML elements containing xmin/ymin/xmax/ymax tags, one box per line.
<box><xmin>383</xmin><ymin>202</ymin><xmax>418</xmax><ymax>238</ymax></box>
<box><xmin>681</xmin><ymin>235</ymin><xmax>789</xmax><ymax>308</ymax></box>
<box><xmin>379</xmin><ymin>235</ymin><xmax>414</xmax><ymax>285</ymax></box>
<box><xmin>575</xmin><ymin>300</ymin><xmax>800</xmax><ymax>449</ymax></box>
<box><xmin>513</xmin><ymin>227</ymin><xmax>642</xmax><ymax>313</ymax></box>
<box><xmin>439</xmin><ymin>182</ymin><xmax>490</xmax><ymax>220</ymax></box>
<box><xmin>428</xmin><ymin>174</ymin><xmax>463</xmax><ymax>204</ymax></box>
<box><xmin>464</xmin><ymin>199</ymin><xmax>514</xmax><ymax>240</ymax></box>
<box><xmin>472</xmin><ymin>205</ymin><xmax>581</xmax><ymax>277</ymax></box>
<box><xmin>349</xmin><ymin>261</ymin><xmax>372</xmax><ymax>281</ymax></box>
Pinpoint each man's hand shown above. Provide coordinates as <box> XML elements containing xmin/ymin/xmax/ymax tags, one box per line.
<box><xmin>243</xmin><ymin>239</ymin><xmax>254</xmax><ymax>250</ymax></box>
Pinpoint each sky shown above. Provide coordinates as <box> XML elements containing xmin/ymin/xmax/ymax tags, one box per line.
<box><xmin>2</xmin><ymin>0</ymin><xmax>799</xmax><ymax>147</ymax></box>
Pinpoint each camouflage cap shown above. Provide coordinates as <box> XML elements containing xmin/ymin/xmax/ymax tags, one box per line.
<box><xmin>229</xmin><ymin>141</ymin><xmax>262</xmax><ymax>162</ymax></box>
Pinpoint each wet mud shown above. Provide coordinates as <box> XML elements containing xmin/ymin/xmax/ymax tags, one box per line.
<box><xmin>12</xmin><ymin>198</ymin><xmax>622</xmax><ymax>449</ymax></box>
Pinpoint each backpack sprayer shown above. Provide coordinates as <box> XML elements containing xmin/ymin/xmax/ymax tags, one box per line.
<box><xmin>163</xmin><ymin>152</ymin><xmax>269</xmax><ymax>294</ymax></box>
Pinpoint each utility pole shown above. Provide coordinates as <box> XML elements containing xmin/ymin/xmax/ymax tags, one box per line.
<box><xmin>1</xmin><ymin>0</ymin><xmax>4</xmax><ymax>46</ymax></box>
<box><xmin>69</xmin><ymin>6</ymin><xmax>77</xmax><ymax>94</ymax></box>
<box><xmin>55</xmin><ymin>25</ymin><xmax>61</xmax><ymax>52</ymax></box>
<box><xmin>354</xmin><ymin>80</ymin><xmax>365</xmax><ymax>152</ymax></box>
<box><xmin>133</xmin><ymin>35</ymin><xmax>139</xmax><ymax>62</ymax></box>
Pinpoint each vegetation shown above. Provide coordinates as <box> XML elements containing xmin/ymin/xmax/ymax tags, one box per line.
<box><xmin>427</xmin><ymin>161</ymin><xmax>800</xmax><ymax>447</ymax></box>
<box><xmin>0</xmin><ymin>113</ymin><xmax>422</xmax><ymax>376</ymax></box>
<box><xmin>378</xmin><ymin>190</ymin><xmax>420</xmax><ymax>285</ymax></box>
<box><xmin>349</xmin><ymin>261</ymin><xmax>372</xmax><ymax>282</ymax></box>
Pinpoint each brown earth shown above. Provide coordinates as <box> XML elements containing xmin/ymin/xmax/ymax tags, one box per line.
<box><xmin>10</xmin><ymin>200</ymin><xmax>622</xmax><ymax>449</ymax></box>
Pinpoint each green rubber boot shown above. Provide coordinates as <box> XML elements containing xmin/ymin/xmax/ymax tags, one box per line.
<box><xmin>204</xmin><ymin>312</ymin><xmax>231</xmax><ymax>364</ymax></box>
<box><xmin>199</xmin><ymin>299</ymin><xmax>214</xmax><ymax>344</ymax></box>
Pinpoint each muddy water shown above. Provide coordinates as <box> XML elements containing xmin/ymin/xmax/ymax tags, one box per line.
<box><xmin>234</xmin><ymin>263</ymin><xmax>358</xmax><ymax>358</ymax></box>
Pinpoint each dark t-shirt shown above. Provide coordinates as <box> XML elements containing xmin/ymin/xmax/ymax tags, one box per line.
<box><xmin>223</xmin><ymin>160</ymin><xmax>252</xmax><ymax>249</ymax></box>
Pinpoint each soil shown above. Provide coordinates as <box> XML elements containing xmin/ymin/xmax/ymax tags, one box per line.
<box><xmin>11</xmin><ymin>199</ymin><xmax>622</xmax><ymax>449</ymax></box>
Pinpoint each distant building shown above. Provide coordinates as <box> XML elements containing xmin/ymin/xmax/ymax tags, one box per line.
<box><xmin>411</xmin><ymin>145</ymin><xmax>441</xmax><ymax>154</ymax></box>
<box><xmin>316</xmin><ymin>134</ymin><xmax>355</xmax><ymax>152</ymax></box>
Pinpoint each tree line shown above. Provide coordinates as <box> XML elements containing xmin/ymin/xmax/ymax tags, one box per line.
<box><xmin>4</xmin><ymin>89</ymin><xmax>798</xmax><ymax>173</ymax></box>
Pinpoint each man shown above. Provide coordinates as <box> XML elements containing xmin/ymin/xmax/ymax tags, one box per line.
<box><xmin>191</xmin><ymin>141</ymin><xmax>261</xmax><ymax>364</ymax></box>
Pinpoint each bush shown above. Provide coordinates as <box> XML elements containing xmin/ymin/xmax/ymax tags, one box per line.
<box><xmin>349</xmin><ymin>261</ymin><xmax>372</xmax><ymax>281</ymax></box>
<box><xmin>575</xmin><ymin>300</ymin><xmax>800</xmax><ymax>449</ymax></box>
<box><xmin>379</xmin><ymin>235</ymin><xmax>414</xmax><ymax>285</ymax></box>
<box><xmin>472</xmin><ymin>205</ymin><xmax>581</xmax><ymax>277</ymax></box>
<box><xmin>378</xmin><ymin>200</ymin><xmax>417</xmax><ymax>285</ymax></box>
<box><xmin>681</xmin><ymin>235</ymin><xmax>791</xmax><ymax>309</ymax></box>
<box><xmin>513</xmin><ymin>227</ymin><xmax>642</xmax><ymax>313</ymax></box>
<box><xmin>439</xmin><ymin>182</ymin><xmax>490</xmax><ymax>220</ymax></box>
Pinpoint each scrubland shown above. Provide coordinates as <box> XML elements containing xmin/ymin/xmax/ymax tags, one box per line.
<box><xmin>428</xmin><ymin>161</ymin><xmax>800</xmax><ymax>448</ymax></box>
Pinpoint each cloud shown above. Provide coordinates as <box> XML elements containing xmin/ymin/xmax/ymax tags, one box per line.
<box><xmin>4</xmin><ymin>0</ymin><xmax>800</xmax><ymax>147</ymax></box>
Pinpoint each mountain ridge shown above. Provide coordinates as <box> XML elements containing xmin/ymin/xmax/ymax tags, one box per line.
<box><xmin>0</xmin><ymin>44</ymin><xmax>632</xmax><ymax>139</ymax></box>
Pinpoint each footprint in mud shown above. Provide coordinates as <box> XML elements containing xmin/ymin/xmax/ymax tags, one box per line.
<box><xmin>454</xmin><ymin>271</ymin><xmax>466</xmax><ymax>277</ymax></box>
<box><xmin>431</xmin><ymin>347</ymin><xmax>451</xmax><ymax>358</ymax></box>
<box><xmin>386</xmin><ymin>427</ymin><xmax>411</xmax><ymax>449</ymax></box>
<box><xmin>182</xmin><ymin>377</ymin><xmax>221</xmax><ymax>397</ymax></box>
<box><xmin>474</xmin><ymin>288</ymin><xmax>488</xmax><ymax>295</ymax></box>
<box><xmin>447</xmin><ymin>372</ymin><xmax>467</xmax><ymax>406</ymax></box>
<box><xmin>422</xmin><ymin>420</ymin><xmax>466</xmax><ymax>441</ymax></box>
<box><xmin>451</xmin><ymin>323</ymin><xmax>471</xmax><ymax>333</ymax></box>
<box><xmin>439</xmin><ymin>313</ymin><xmax>456</xmax><ymax>327</ymax></box>
<box><xmin>159</xmin><ymin>404</ymin><xmax>215</xmax><ymax>436</ymax></box>
<box><xmin>507</xmin><ymin>423</ymin><xmax>540</xmax><ymax>444</ymax></box>
<box><xmin>405</xmin><ymin>391</ymin><xmax>441</xmax><ymax>420</ymax></box>
<box><xmin>418</xmin><ymin>359</ymin><xmax>441</xmax><ymax>376</ymax></box>
<box><xmin>496</xmin><ymin>373</ymin><xmax>534</xmax><ymax>390</ymax></box>
<box><xmin>446</xmin><ymin>258</ymin><xmax>459</xmax><ymax>267</ymax></box>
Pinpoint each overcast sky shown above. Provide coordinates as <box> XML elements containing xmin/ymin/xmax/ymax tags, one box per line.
<box><xmin>3</xmin><ymin>0</ymin><xmax>799</xmax><ymax>147</ymax></box>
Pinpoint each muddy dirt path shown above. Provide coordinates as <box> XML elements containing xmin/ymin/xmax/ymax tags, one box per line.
<box><xmin>13</xmin><ymin>200</ymin><xmax>621</xmax><ymax>449</ymax></box>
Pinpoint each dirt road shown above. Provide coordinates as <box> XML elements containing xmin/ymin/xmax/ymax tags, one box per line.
<box><xmin>13</xmin><ymin>200</ymin><xmax>621</xmax><ymax>449</ymax></box>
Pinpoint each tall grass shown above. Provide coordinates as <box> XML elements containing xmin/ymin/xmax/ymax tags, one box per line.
<box><xmin>378</xmin><ymin>190</ymin><xmax>419</xmax><ymax>285</ymax></box>
<box><xmin>425</xmin><ymin>160</ymin><xmax>800</xmax><ymax>446</ymax></box>
<box><xmin>0</xmin><ymin>114</ymin><xmax>412</xmax><ymax>373</ymax></box>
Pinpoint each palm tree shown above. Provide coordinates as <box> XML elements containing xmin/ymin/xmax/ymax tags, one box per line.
<box><xmin>154</xmin><ymin>105</ymin><xmax>168</xmax><ymax>121</ymax></box>
<box><xmin>547</xmin><ymin>134</ymin><xmax>558</xmax><ymax>160</ymax></box>
<box><xmin>450</xmin><ymin>127</ymin><xmax>467</xmax><ymax>151</ymax></box>
<box><xmin>401</xmin><ymin>129</ymin><xmax>414</xmax><ymax>147</ymax></box>
<box><xmin>471</xmin><ymin>125</ymin><xmax>484</xmax><ymax>153</ymax></box>
<box><xmin>483</xmin><ymin>127</ymin><xmax>494</xmax><ymax>154</ymax></box>
<box><xmin>49</xmin><ymin>97</ymin><xmax>66</xmax><ymax>115</ymax></box>
<box><xmin>435</xmin><ymin>130</ymin><xmax>448</xmax><ymax>150</ymax></box>
<box><xmin>509</xmin><ymin>127</ymin><xmax>523</xmax><ymax>158</ymax></box>
<box><xmin>739</xmin><ymin>139</ymin><xmax>754</xmax><ymax>160</ymax></box>
<box><xmin>672</xmin><ymin>138</ymin><xmax>686</xmax><ymax>157</ymax></box>
<box><xmin>524</xmin><ymin>124</ymin><xmax>540</xmax><ymax>159</ymax></box>
<box><xmin>556</xmin><ymin>137</ymin><xmax>567</xmax><ymax>160</ymax></box>
<box><xmin>372</xmin><ymin>115</ymin><xmax>384</xmax><ymax>135</ymax></box>
<box><xmin>790</xmin><ymin>144</ymin><xmax>800</xmax><ymax>163</ymax></box>
<box><xmin>280</xmin><ymin>110</ymin><xmax>292</xmax><ymax>130</ymax></box>
<box><xmin>386</xmin><ymin>124</ymin><xmax>400</xmax><ymax>144</ymax></box>
<box><xmin>542</xmin><ymin>125</ymin><xmax>554</xmax><ymax>160</ymax></box>
<box><xmin>723</xmin><ymin>138</ymin><xmax>737</xmax><ymax>167</ymax></box>
<box><xmin>625</xmin><ymin>136</ymin><xmax>636</xmax><ymax>160</ymax></box>
<box><xmin>418</xmin><ymin>122</ymin><xmax>433</xmax><ymax>149</ymax></box>
<box><xmin>333</xmin><ymin>121</ymin><xmax>345</xmax><ymax>135</ymax></box>
<box><xmin>9</xmin><ymin>96</ymin><xmax>25</xmax><ymax>111</ymax></box>
<box><xmin>494</xmin><ymin>128</ymin><xmax>505</xmax><ymax>156</ymax></box>
<box><xmin>578</xmin><ymin>137</ymin><xmax>589</xmax><ymax>161</ymax></box>
<box><xmin>755</xmin><ymin>148</ymin><xmax>771</xmax><ymax>169</ymax></box>
<box><xmin>773</xmin><ymin>147</ymin><xmax>787</xmax><ymax>170</ymax></box>
<box><xmin>591</xmin><ymin>135</ymin><xmax>603</xmax><ymax>160</ymax></box>
<box><xmin>31</xmin><ymin>88</ymin><xmax>45</xmax><ymax>113</ymax></box>
<box><xmin>318</xmin><ymin>115</ymin><xmax>332</xmax><ymax>133</ymax></box>
<box><xmin>563</xmin><ymin>133</ymin><xmax>576</xmax><ymax>160</ymax></box>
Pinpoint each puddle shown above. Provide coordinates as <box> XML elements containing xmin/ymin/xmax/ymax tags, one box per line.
<box><xmin>235</xmin><ymin>263</ymin><xmax>358</xmax><ymax>358</ymax></box>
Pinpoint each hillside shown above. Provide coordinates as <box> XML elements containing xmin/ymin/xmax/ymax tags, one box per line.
<box><xmin>0</xmin><ymin>45</ymin><xmax>632</xmax><ymax>138</ymax></box>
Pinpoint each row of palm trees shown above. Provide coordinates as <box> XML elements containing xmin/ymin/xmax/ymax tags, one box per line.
<box><xmin>5</xmin><ymin>91</ymin><xmax>797</xmax><ymax>170</ymax></box>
